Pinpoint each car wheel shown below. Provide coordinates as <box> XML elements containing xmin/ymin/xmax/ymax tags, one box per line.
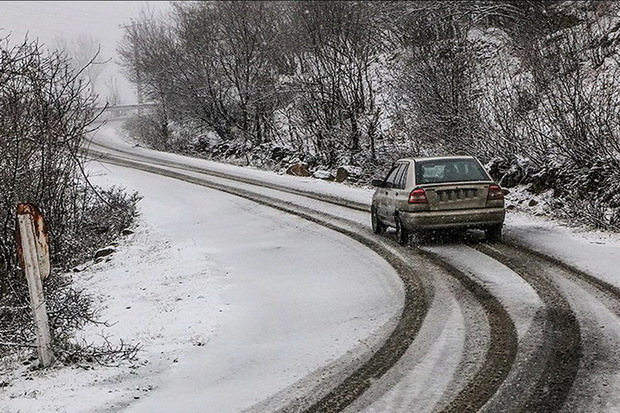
<box><xmin>395</xmin><ymin>216</ymin><xmax>409</xmax><ymax>246</ymax></box>
<box><xmin>485</xmin><ymin>224</ymin><xmax>502</xmax><ymax>242</ymax></box>
<box><xmin>371</xmin><ymin>207</ymin><xmax>386</xmax><ymax>234</ymax></box>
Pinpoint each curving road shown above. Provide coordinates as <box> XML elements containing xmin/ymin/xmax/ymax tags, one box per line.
<box><xmin>84</xmin><ymin>120</ymin><xmax>620</xmax><ymax>413</ymax></box>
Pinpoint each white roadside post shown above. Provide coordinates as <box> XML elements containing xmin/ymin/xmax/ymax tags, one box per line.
<box><xmin>16</xmin><ymin>203</ymin><xmax>54</xmax><ymax>368</ymax></box>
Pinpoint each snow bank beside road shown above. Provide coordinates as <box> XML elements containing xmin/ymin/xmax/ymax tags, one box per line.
<box><xmin>505</xmin><ymin>213</ymin><xmax>620</xmax><ymax>288</ymax></box>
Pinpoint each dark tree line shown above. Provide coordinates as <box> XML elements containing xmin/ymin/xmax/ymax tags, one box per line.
<box><xmin>120</xmin><ymin>1</ymin><xmax>620</xmax><ymax>230</ymax></box>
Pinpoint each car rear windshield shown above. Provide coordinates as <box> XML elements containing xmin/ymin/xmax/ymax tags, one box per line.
<box><xmin>415</xmin><ymin>158</ymin><xmax>490</xmax><ymax>184</ymax></box>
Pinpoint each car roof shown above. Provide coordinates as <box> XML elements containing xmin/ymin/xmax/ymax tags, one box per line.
<box><xmin>396</xmin><ymin>155</ymin><xmax>478</xmax><ymax>163</ymax></box>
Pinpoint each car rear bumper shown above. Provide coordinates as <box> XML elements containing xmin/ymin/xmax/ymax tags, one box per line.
<box><xmin>399</xmin><ymin>207</ymin><xmax>505</xmax><ymax>230</ymax></box>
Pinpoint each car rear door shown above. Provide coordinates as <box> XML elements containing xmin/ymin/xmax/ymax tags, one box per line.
<box><xmin>376</xmin><ymin>164</ymin><xmax>399</xmax><ymax>222</ymax></box>
<box><xmin>384</xmin><ymin>162</ymin><xmax>409</xmax><ymax>225</ymax></box>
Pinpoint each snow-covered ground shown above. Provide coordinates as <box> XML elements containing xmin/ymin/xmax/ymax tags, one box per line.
<box><xmin>0</xmin><ymin>159</ymin><xmax>403</xmax><ymax>412</ymax></box>
<box><xmin>1</xmin><ymin>122</ymin><xmax>620</xmax><ymax>412</ymax></box>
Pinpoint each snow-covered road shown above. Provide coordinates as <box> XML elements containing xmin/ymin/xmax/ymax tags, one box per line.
<box><xmin>3</xmin><ymin>120</ymin><xmax>620</xmax><ymax>412</ymax></box>
<box><xmin>1</xmin><ymin>160</ymin><xmax>403</xmax><ymax>412</ymax></box>
<box><xmin>101</xmin><ymin>164</ymin><xmax>404</xmax><ymax>413</ymax></box>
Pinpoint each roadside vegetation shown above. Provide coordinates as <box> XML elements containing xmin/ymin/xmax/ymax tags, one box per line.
<box><xmin>119</xmin><ymin>0</ymin><xmax>620</xmax><ymax>232</ymax></box>
<box><xmin>0</xmin><ymin>36</ymin><xmax>140</xmax><ymax>366</ymax></box>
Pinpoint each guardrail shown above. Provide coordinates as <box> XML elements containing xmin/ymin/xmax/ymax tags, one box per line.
<box><xmin>96</xmin><ymin>102</ymin><xmax>158</xmax><ymax>118</ymax></box>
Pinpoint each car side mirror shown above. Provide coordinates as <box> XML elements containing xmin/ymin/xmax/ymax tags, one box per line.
<box><xmin>371</xmin><ymin>179</ymin><xmax>386</xmax><ymax>188</ymax></box>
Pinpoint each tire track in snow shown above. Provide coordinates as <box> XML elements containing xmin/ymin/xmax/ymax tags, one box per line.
<box><xmin>83</xmin><ymin>140</ymin><xmax>370</xmax><ymax>212</ymax></box>
<box><xmin>99</xmin><ymin>133</ymin><xmax>620</xmax><ymax>412</ymax></box>
<box><xmin>85</xmin><ymin>143</ymin><xmax>520</xmax><ymax>412</ymax></box>
<box><xmin>85</xmin><ymin>146</ymin><xmax>431</xmax><ymax>410</ymax></box>
<box><xmin>503</xmin><ymin>239</ymin><xmax>620</xmax><ymax>303</ymax></box>
<box><xmin>473</xmin><ymin>242</ymin><xmax>582</xmax><ymax>412</ymax></box>
<box><xmin>415</xmin><ymin>247</ymin><xmax>518</xmax><ymax>413</ymax></box>
<box><xmin>479</xmin><ymin>240</ymin><xmax>620</xmax><ymax>412</ymax></box>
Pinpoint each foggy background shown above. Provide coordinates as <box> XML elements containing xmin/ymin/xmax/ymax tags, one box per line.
<box><xmin>0</xmin><ymin>1</ymin><xmax>172</xmax><ymax>105</ymax></box>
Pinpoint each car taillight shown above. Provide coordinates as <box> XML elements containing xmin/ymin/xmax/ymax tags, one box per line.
<box><xmin>409</xmin><ymin>188</ymin><xmax>428</xmax><ymax>204</ymax></box>
<box><xmin>487</xmin><ymin>184</ymin><xmax>504</xmax><ymax>201</ymax></box>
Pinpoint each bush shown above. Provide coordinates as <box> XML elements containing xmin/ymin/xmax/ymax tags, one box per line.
<box><xmin>0</xmin><ymin>36</ymin><xmax>141</xmax><ymax>367</ymax></box>
<box><xmin>0</xmin><ymin>185</ymin><xmax>141</xmax><ymax>364</ymax></box>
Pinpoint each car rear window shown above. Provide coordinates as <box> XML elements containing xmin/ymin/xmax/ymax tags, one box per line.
<box><xmin>415</xmin><ymin>158</ymin><xmax>490</xmax><ymax>184</ymax></box>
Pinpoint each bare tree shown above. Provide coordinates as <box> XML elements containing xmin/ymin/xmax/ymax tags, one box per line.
<box><xmin>285</xmin><ymin>1</ymin><xmax>383</xmax><ymax>166</ymax></box>
<box><xmin>0</xmin><ymin>35</ymin><xmax>143</xmax><ymax>360</ymax></box>
<box><xmin>119</xmin><ymin>2</ymin><xmax>287</xmax><ymax>153</ymax></box>
<box><xmin>104</xmin><ymin>75</ymin><xmax>121</xmax><ymax>106</ymax></box>
<box><xmin>0</xmin><ymin>37</ymin><xmax>98</xmax><ymax>285</ymax></box>
<box><xmin>55</xmin><ymin>34</ymin><xmax>108</xmax><ymax>97</ymax></box>
<box><xmin>114</xmin><ymin>0</ymin><xmax>620</xmax><ymax>226</ymax></box>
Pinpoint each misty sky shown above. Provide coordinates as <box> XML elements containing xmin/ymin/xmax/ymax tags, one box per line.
<box><xmin>0</xmin><ymin>1</ymin><xmax>172</xmax><ymax>104</ymax></box>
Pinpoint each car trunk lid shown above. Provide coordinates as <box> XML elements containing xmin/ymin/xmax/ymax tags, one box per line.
<box><xmin>423</xmin><ymin>183</ymin><xmax>490</xmax><ymax>211</ymax></box>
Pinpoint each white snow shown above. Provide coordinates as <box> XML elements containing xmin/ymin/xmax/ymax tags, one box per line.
<box><xmin>506</xmin><ymin>212</ymin><xmax>620</xmax><ymax>287</ymax></box>
<box><xmin>0</xmin><ymin>138</ymin><xmax>402</xmax><ymax>412</ymax></box>
<box><xmin>2</xmin><ymin>121</ymin><xmax>620</xmax><ymax>412</ymax></box>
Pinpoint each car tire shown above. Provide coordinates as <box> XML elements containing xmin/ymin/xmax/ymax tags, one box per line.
<box><xmin>395</xmin><ymin>216</ymin><xmax>409</xmax><ymax>245</ymax></box>
<box><xmin>485</xmin><ymin>224</ymin><xmax>502</xmax><ymax>242</ymax></box>
<box><xmin>371</xmin><ymin>207</ymin><xmax>386</xmax><ymax>234</ymax></box>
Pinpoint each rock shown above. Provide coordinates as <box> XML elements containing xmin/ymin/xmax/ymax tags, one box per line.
<box><xmin>335</xmin><ymin>167</ymin><xmax>350</xmax><ymax>183</ymax></box>
<box><xmin>335</xmin><ymin>165</ymin><xmax>363</xmax><ymax>183</ymax></box>
<box><xmin>94</xmin><ymin>246</ymin><xmax>116</xmax><ymax>260</ymax></box>
<box><xmin>72</xmin><ymin>263</ymin><xmax>91</xmax><ymax>272</ymax></box>
<box><xmin>121</xmin><ymin>228</ymin><xmax>134</xmax><ymax>236</ymax></box>
<box><xmin>270</xmin><ymin>146</ymin><xmax>293</xmax><ymax>163</ymax></box>
<box><xmin>313</xmin><ymin>170</ymin><xmax>334</xmax><ymax>180</ymax></box>
<box><xmin>286</xmin><ymin>163</ymin><xmax>311</xmax><ymax>177</ymax></box>
<box><xmin>528</xmin><ymin>199</ymin><xmax>539</xmax><ymax>207</ymax></box>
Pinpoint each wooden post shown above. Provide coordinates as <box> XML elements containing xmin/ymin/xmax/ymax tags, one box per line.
<box><xmin>16</xmin><ymin>203</ymin><xmax>54</xmax><ymax>368</ymax></box>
